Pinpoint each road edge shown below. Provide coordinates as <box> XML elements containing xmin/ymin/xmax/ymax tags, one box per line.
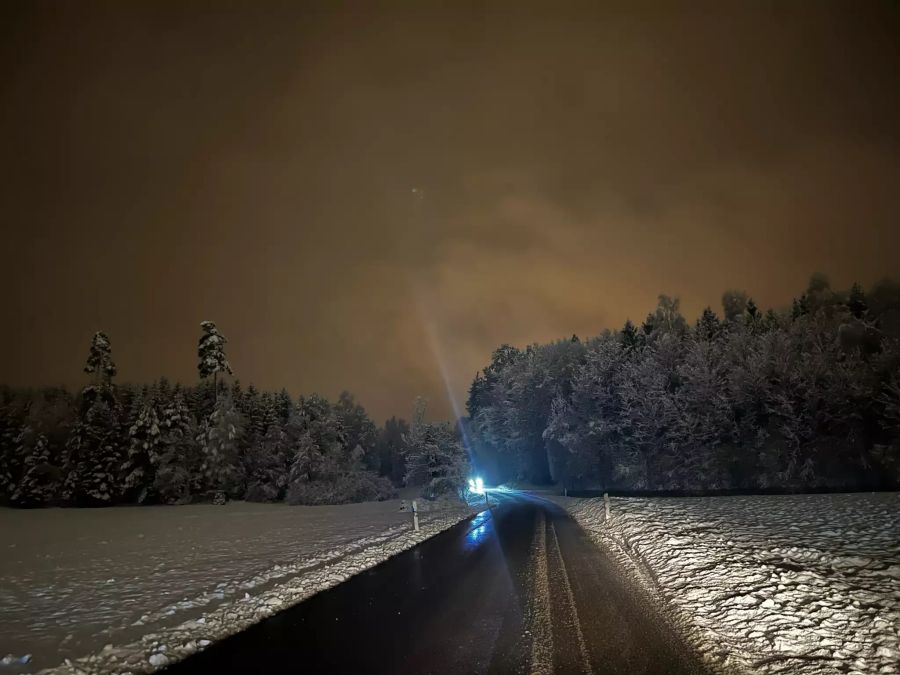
<box><xmin>40</xmin><ymin>505</ymin><xmax>484</xmax><ymax>675</ymax></box>
<box><xmin>544</xmin><ymin>495</ymin><xmax>731</xmax><ymax>675</ymax></box>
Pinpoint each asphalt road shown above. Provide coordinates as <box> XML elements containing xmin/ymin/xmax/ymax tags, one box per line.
<box><xmin>165</xmin><ymin>491</ymin><xmax>704</xmax><ymax>674</ymax></box>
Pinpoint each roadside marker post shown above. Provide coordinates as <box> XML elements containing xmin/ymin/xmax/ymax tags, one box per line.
<box><xmin>604</xmin><ymin>492</ymin><xmax>611</xmax><ymax>521</ymax></box>
<box><xmin>412</xmin><ymin>499</ymin><xmax>419</xmax><ymax>532</ymax></box>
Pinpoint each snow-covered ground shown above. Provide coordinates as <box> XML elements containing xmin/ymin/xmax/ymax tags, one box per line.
<box><xmin>556</xmin><ymin>492</ymin><xmax>900</xmax><ymax>674</ymax></box>
<box><xmin>0</xmin><ymin>498</ymin><xmax>475</xmax><ymax>674</ymax></box>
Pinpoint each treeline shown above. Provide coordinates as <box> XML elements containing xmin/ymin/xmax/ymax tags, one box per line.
<box><xmin>467</xmin><ymin>275</ymin><xmax>900</xmax><ymax>492</ymax></box>
<box><xmin>0</xmin><ymin>323</ymin><xmax>469</xmax><ymax>507</ymax></box>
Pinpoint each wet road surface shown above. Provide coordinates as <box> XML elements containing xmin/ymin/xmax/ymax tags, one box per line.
<box><xmin>164</xmin><ymin>491</ymin><xmax>704</xmax><ymax>674</ymax></box>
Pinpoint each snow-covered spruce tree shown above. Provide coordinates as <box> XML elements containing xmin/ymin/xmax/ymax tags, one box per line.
<box><xmin>285</xmin><ymin>394</ymin><xmax>342</xmax><ymax>492</ymax></box>
<box><xmin>479</xmin><ymin>338</ymin><xmax>586</xmax><ymax>484</ymax></box>
<box><xmin>241</xmin><ymin>391</ymin><xmax>280</xmax><ymax>489</ymax></box>
<box><xmin>620</xmin><ymin>319</ymin><xmax>639</xmax><ymax>351</ymax></box>
<box><xmin>155</xmin><ymin>377</ymin><xmax>172</xmax><ymax>401</ymax></box>
<box><xmin>639</xmin><ymin>312</ymin><xmax>656</xmax><ymax>346</ymax></box>
<box><xmin>120</xmin><ymin>393</ymin><xmax>162</xmax><ymax>502</ymax></box>
<box><xmin>616</xmin><ymin>338</ymin><xmax>682</xmax><ymax>490</ymax></box>
<box><xmin>544</xmin><ymin>334</ymin><xmax>625</xmax><ymax>491</ymax></box>
<box><xmin>245</xmin><ymin>418</ymin><xmax>291</xmax><ymax>502</ymax></box>
<box><xmin>185</xmin><ymin>380</ymin><xmax>216</xmax><ymax>424</ymax></box>
<box><xmin>288</xmin><ymin>430</ymin><xmax>324</xmax><ymax>486</ymax></box>
<box><xmin>752</xmin><ymin>313</ymin><xmax>860</xmax><ymax>488</ymax></box>
<box><xmin>244</xmin><ymin>392</ymin><xmax>301</xmax><ymax>502</ymax></box>
<box><xmin>154</xmin><ymin>390</ymin><xmax>200</xmax><ymax>504</ymax></box>
<box><xmin>881</xmin><ymin>372</ymin><xmax>900</xmax><ymax>431</ymax></box>
<box><xmin>9</xmin><ymin>388</ymin><xmax>75</xmax><ymax>506</ymax></box>
<box><xmin>232</xmin><ymin>383</ymin><xmax>257</xmax><ymax>437</ymax></box>
<box><xmin>254</xmin><ymin>392</ymin><xmax>279</xmax><ymax>439</ymax></box>
<box><xmin>197</xmin><ymin>392</ymin><xmax>244</xmax><ymax>498</ymax></box>
<box><xmin>239</xmin><ymin>382</ymin><xmax>258</xmax><ymax>412</ymax></box>
<box><xmin>285</xmin><ymin>393</ymin><xmax>395</xmax><ymax>505</ymax></box>
<box><xmin>286</xmin><ymin>423</ymin><xmax>396</xmax><ymax>505</ymax></box>
<box><xmin>334</xmin><ymin>391</ymin><xmax>378</xmax><ymax>471</ymax></box>
<box><xmin>544</xmin><ymin>394</ymin><xmax>597</xmax><ymax>493</ymax></box>
<box><xmin>230</xmin><ymin>379</ymin><xmax>244</xmax><ymax>409</ymax></box>
<box><xmin>762</xmin><ymin>308</ymin><xmax>781</xmax><ymax>332</ymax></box>
<box><xmin>298</xmin><ymin>393</ymin><xmax>347</xmax><ymax>453</ymax></box>
<box><xmin>466</xmin><ymin>344</ymin><xmax>524</xmax><ymax>419</ymax></box>
<box><xmin>403</xmin><ymin>399</ymin><xmax>469</xmax><ymax>500</ymax></box>
<box><xmin>695</xmin><ymin>306</ymin><xmax>722</xmax><ymax>341</ymax></box>
<box><xmin>275</xmin><ymin>389</ymin><xmax>294</xmax><ymax>424</ymax></box>
<box><xmin>466</xmin><ymin>345</ymin><xmax>527</xmax><ymax>484</ymax></box>
<box><xmin>84</xmin><ymin>331</ymin><xmax>117</xmax><ymax>388</ymax></box>
<box><xmin>11</xmin><ymin>429</ymin><xmax>56</xmax><ymax>506</ymax></box>
<box><xmin>668</xmin><ymin>338</ymin><xmax>735</xmax><ymax>488</ymax></box>
<box><xmin>197</xmin><ymin>321</ymin><xmax>233</xmax><ymax>399</ymax></box>
<box><xmin>403</xmin><ymin>396</ymin><xmax>428</xmax><ymax>464</ymax></box>
<box><xmin>0</xmin><ymin>401</ymin><xmax>26</xmax><ymax>501</ymax></box>
<box><xmin>869</xmin><ymin>369</ymin><xmax>900</xmax><ymax>484</ymax></box>
<box><xmin>376</xmin><ymin>416</ymin><xmax>409</xmax><ymax>485</ymax></box>
<box><xmin>115</xmin><ymin>383</ymin><xmax>138</xmax><ymax>425</ymax></box>
<box><xmin>63</xmin><ymin>399</ymin><xmax>121</xmax><ymax>505</ymax></box>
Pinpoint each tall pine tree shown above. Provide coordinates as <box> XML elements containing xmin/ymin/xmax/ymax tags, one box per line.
<box><xmin>197</xmin><ymin>321</ymin><xmax>233</xmax><ymax>399</ymax></box>
<box><xmin>84</xmin><ymin>331</ymin><xmax>117</xmax><ymax>388</ymax></box>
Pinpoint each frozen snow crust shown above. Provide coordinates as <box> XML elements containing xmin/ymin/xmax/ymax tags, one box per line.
<box><xmin>559</xmin><ymin>492</ymin><xmax>900</xmax><ymax>674</ymax></box>
<box><xmin>1</xmin><ymin>499</ymin><xmax>475</xmax><ymax>674</ymax></box>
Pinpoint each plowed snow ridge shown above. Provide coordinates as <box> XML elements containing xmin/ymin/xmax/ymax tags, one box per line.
<box><xmin>0</xmin><ymin>499</ymin><xmax>475</xmax><ymax>674</ymax></box>
<box><xmin>560</xmin><ymin>492</ymin><xmax>900</xmax><ymax>675</ymax></box>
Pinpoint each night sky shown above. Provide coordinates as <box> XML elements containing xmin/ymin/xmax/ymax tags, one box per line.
<box><xmin>2</xmin><ymin>1</ymin><xmax>899</xmax><ymax>421</ymax></box>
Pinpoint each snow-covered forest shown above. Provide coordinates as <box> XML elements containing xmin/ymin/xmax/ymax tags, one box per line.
<box><xmin>468</xmin><ymin>275</ymin><xmax>900</xmax><ymax>492</ymax></box>
<box><xmin>0</xmin><ymin>322</ymin><xmax>469</xmax><ymax>508</ymax></box>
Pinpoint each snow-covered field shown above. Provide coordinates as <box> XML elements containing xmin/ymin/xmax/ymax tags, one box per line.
<box><xmin>0</xmin><ymin>499</ymin><xmax>475</xmax><ymax>674</ymax></box>
<box><xmin>557</xmin><ymin>493</ymin><xmax>900</xmax><ymax>674</ymax></box>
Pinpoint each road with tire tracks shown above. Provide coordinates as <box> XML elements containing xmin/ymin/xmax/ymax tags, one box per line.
<box><xmin>165</xmin><ymin>491</ymin><xmax>704</xmax><ymax>674</ymax></box>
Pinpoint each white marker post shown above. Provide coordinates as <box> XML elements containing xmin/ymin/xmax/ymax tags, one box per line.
<box><xmin>412</xmin><ymin>499</ymin><xmax>419</xmax><ymax>532</ymax></box>
<box><xmin>603</xmin><ymin>492</ymin><xmax>611</xmax><ymax>521</ymax></box>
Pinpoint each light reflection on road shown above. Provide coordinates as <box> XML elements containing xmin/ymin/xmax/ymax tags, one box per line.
<box><xmin>464</xmin><ymin>508</ymin><xmax>494</xmax><ymax>550</ymax></box>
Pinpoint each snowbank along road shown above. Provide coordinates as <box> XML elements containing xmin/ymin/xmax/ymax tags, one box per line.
<box><xmin>165</xmin><ymin>491</ymin><xmax>704</xmax><ymax>674</ymax></box>
<box><xmin>1</xmin><ymin>500</ymin><xmax>475</xmax><ymax>674</ymax></box>
<box><xmin>560</xmin><ymin>492</ymin><xmax>900</xmax><ymax>675</ymax></box>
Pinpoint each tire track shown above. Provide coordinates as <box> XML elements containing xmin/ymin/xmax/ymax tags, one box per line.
<box><xmin>548</xmin><ymin>520</ymin><xmax>593</xmax><ymax>674</ymax></box>
<box><xmin>524</xmin><ymin>510</ymin><xmax>553</xmax><ymax>675</ymax></box>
